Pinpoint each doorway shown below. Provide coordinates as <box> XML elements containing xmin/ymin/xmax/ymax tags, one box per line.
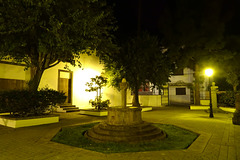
<box><xmin>58</xmin><ymin>70</ymin><xmax>73</xmax><ymax>104</ymax></box>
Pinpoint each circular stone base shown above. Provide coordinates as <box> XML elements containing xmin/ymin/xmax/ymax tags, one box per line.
<box><xmin>84</xmin><ymin>121</ymin><xmax>166</xmax><ymax>143</ymax></box>
<box><xmin>107</xmin><ymin>107</ymin><xmax>142</xmax><ymax>125</ymax></box>
<box><xmin>85</xmin><ymin>107</ymin><xmax>167</xmax><ymax>143</ymax></box>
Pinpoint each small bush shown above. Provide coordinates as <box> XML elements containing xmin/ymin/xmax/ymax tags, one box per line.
<box><xmin>218</xmin><ymin>91</ymin><xmax>235</xmax><ymax>107</ymax></box>
<box><xmin>89</xmin><ymin>99</ymin><xmax>110</xmax><ymax>110</ymax></box>
<box><xmin>0</xmin><ymin>88</ymin><xmax>66</xmax><ymax>117</ymax></box>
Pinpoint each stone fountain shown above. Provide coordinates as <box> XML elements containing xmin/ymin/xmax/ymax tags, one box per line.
<box><xmin>84</xmin><ymin>79</ymin><xmax>166</xmax><ymax>143</ymax></box>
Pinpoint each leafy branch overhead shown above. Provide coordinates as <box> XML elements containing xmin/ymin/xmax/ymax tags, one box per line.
<box><xmin>85</xmin><ymin>75</ymin><xmax>108</xmax><ymax>92</ymax></box>
<box><xmin>0</xmin><ymin>0</ymin><xmax>117</xmax><ymax>91</ymax></box>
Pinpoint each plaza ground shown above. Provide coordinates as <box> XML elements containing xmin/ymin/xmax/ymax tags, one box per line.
<box><xmin>0</xmin><ymin>106</ymin><xmax>239</xmax><ymax>160</ymax></box>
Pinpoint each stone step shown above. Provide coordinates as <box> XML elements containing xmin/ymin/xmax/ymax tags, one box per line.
<box><xmin>62</xmin><ymin>107</ymin><xmax>78</xmax><ymax>110</ymax></box>
<box><xmin>86</xmin><ymin>128</ymin><xmax>165</xmax><ymax>143</ymax></box>
<box><xmin>85</xmin><ymin>121</ymin><xmax>166</xmax><ymax>143</ymax></box>
<box><xmin>64</xmin><ymin>109</ymin><xmax>81</xmax><ymax>112</ymax></box>
<box><xmin>59</xmin><ymin>105</ymin><xmax>76</xmax><ymax>108</ymax></box>
<box><xmin>92</xmin><ymin>125</ymin><xmax>162</xmax><ymax>137</ymax></box>
<box><xmin>57</xmin><ymin>105</ymin><xmax>80</xmax><ymax>113</ymax></box>
<box><xmin>96</xmin><ymin>121</ymin><xmax>154</xmax><ymax>132</ymax></box>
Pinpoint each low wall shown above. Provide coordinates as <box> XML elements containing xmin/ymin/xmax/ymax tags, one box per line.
<box><xmin>127</xmin><ymin>95</ymin><xmax>162</xmax><ymax>107</ymax></box>
<box><xmin>0</xmin><ymin>115</ymin><xmax>59</xmax><ymax>128</ymax></box>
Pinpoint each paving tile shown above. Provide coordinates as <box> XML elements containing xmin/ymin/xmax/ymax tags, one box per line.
<box><xmin>218</xmin><ymin>145</ymin><xmax>228</xmax><ymax>160</ymax></box>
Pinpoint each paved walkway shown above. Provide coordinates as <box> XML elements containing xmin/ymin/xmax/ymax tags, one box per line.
<box><xmin>0</xmin><ymin>106</ymin><xmax>239</xmax><ymax>160</ymax></box>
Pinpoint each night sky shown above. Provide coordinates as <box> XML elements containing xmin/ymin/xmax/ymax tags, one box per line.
<box><xmin>113</xmin><ymin>0</ymin><xmax>166</xmax><ymax>38</ymax></box>
<box><xmin>112</xmin><ymin>0</ymin><xmax>240</xmax><ymax>40</ymax></box>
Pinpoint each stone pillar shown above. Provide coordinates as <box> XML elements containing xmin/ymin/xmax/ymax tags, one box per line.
<box><xmin>233</xmin><ymin>92</ymin><xmax>240</xmax><ymax>125</ymax></box>
<box><xmin>120</xmin><ymin>78</ymin><xmax>128</xmax><ymax>108</ymax></box>
<box><xmin>211</xmin><ymin>82</ymin><xmax>218</xmax><ymax>109</ymax></box>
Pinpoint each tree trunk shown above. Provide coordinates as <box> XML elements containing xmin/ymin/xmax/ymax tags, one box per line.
<box><xmin>132</xmin><ymin>87</ymin><xmax>140</xmax><ymax>107</ymax></box>
<box><xmin>235</xmin><ymin>92</ymin><xmax>240</xmax><ymax>111</ymax></box>
<box><xmin>194</xmin><ymin>63</ymin><xmax>201</xmax><ymax>105</ymax></box>
<box><xmin>28</xmin><ymin>67</ymin><xmax>44</xmax><ymax>91</ymax></box>
<box><xmin>233</xmin><ymin>85</ymin><xmax>237</xmax><ymax>93</ymax></box>
<box><xmin>232</xmin><ymin>92</ymin><xmax>240</xmax><ymax>125</ymax></box>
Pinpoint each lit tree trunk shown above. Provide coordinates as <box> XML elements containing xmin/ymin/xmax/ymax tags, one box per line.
<box><xmin>28</xmin><ymin>66</ymin><xmax>44</xmax><ymax>91</ymax></box>
<box><xmin>233</xmin><ymin>85</ymin><xmax>238</xmax><ymax>92</ymax></box>
<box><xmin>132</xmin><ymin>87</ymin><xmax>140</xmax><ymax>107</ymax></box>
<box><xmin>233</xmin><ymin>91</ymin><xmax>240</xmax><ymax>125</ymax></box>
<box><xmin>194</xmin><ymin>63</ymin><xmax>200</xmax><ymax>105</ymax></box>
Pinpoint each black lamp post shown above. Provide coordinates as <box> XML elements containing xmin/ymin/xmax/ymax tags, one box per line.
<box><xmin>205</xmin><ymin>69</ymin><xmax>214</xmax><ymax>118</ymax></box>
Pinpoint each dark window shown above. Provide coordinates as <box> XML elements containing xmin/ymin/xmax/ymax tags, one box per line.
<box><xmin>176</xmin><ymin>88</ymin><xmax>186</xmax><ymax>95</ymax></box>
<box><xmin>173</xmin><ymin>69</ymin><xmax>184</xmax><ymax>75</ymax></box>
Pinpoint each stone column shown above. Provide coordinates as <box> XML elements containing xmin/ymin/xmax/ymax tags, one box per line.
<box><xmin>233</xmin><ymin>92</ymin><xmax>240</xmax><ymax>125</ymax></box>
<box><xmin>120</xmin><ymin>78</ymin><xmax>128</xmax><ymax>108</ymax></box>
<box><xmin>211</xmin><ymin>82</ymin><xmax>218</xmax><ymax>109</ymax></box>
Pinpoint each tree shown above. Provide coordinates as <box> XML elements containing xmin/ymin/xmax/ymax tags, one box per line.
<box><xmin>85</xmin><ymin>75</ymin><xmax>110</xmax><ymax>110</ymax></box>
<box><xmin>104</xmin><ymin>32</ymin><xmax>173</xmax><ymax>107</ymax></box>
<box><xmin>0</xmin><ymin>0</ymin><xmax>117</xmax><ymax>91</ymax></box>
<box><xmin>158</xmin><ymin>0</ymin><xmax>235</xmax><ymax>104</ymax></box>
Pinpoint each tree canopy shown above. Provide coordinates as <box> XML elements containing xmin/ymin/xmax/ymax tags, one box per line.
<box><xmin>104</xmin><ymin>32</ymin><xmax>173</xmax><ymax>106</ymax></box>
<box><xmin>0</xmin><ymin>0</ymin><xmax>117</xmax><ymax>91</ymax></box>
<box><xmin>157</xmin><ymin>0</ymin><xmax>238</xmax><ymax>104</ymax></box>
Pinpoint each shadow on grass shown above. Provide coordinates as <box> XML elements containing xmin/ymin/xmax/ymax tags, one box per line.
<box><xmin>51</xmin><ymin>122</ymin><xmax>198</xmax><ymax>153</ymax></box>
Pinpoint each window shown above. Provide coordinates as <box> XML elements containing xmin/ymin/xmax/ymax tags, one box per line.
<box><xmin>176</xmin><ymin>88</ymin><xmax>186</xmax><ymax>95</ymax></box>
<box><xmin>173</xmin><ymin>69</ymin><xmax>184</xmax><ymax>75</ymax></box>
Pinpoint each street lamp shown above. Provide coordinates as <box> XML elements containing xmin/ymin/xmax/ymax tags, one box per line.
<box><xmin>205</xmin><ymin>68</ymin><xmax>214</xmax><ymax>118</ymax></box>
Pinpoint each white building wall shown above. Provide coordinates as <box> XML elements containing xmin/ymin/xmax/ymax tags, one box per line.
<box><xmin>169</xmin><ymin>86</ymin><xmax>191</xmax><ymax>105</ymax></box>
<box><xmin>0</xmin><ymin>63</ymin><xmax>30</xmax><ymax>80</ymax></box>
<box><xmin>168</xmin><ymin>68</ymin><xmax>194</xmax><ymax>105</ymax></box>
<box><xmin>170</xmin><ymin>68</ymin><xmax>194</xmax><ymax>83</ymax></box>
<box><xmin>39</xmin><ymin>54</ymin><xmax>123</xmax><ymax>109</ymax></box>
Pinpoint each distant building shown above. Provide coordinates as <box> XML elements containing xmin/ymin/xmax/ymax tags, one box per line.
<box><xmin>168</xmin><ymin>68</ymin><xmax>194</xmax><ymax>105</ymax></box>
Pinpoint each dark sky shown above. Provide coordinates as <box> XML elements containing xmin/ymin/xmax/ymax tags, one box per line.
<box><xmin>112</xmin><ymin>0</ymin><xmax>240</xmax><ymax>39</ymax></box>
<box><xmin>113</xmin><ymin>0</ymin><xmax>166</xmax><ymax>37</ymax></box>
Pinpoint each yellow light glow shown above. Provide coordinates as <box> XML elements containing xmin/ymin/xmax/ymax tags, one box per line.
<box><xmin>205</xmin><ymin>68</ymin><xmax>213</xmax><ymax>77</ymax></box>
<box><xmin>73</xmin><ymin>68</ymin><xmax>101</xmax><ymax>108</ymax></box>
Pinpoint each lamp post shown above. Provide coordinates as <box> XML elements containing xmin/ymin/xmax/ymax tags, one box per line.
<box><xmin>205</xmin><ymin>69</ymin><xmax>214</xmax><ymax>118</ymax></box>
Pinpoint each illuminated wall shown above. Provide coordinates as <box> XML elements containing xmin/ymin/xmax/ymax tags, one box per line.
<box><xmin>39</xmin><ymin>54</ymin><xmax>122</xmax><ymax>109</ymax></box>
<box><xmin>0</xmin><ymin>63</ymin><xmax>30</xmax><ymax>80</ymax></box>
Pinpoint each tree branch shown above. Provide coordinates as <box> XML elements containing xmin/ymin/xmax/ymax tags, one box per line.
<box><xmin>45</xmin><ymin>60</ymin><xmax>60</xmax><ymax>70</ymax></box>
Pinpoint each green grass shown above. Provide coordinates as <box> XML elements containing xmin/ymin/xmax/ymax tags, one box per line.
<box><xmin>51</xmin><ymin>123</ymin><xmax>198</xmax><ymax>153</ymax></box>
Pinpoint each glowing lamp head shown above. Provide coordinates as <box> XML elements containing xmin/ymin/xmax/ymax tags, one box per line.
<box><xmin>205</xmin><ymin>69</ymin><xmax>213</xmax><ymax>77</ymax></box>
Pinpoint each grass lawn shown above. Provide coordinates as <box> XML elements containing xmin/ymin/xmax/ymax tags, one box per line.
<box><xmin>51</xmin><ymin>122</ymin><xmax>198</xmax><ymax>153</ymax></box>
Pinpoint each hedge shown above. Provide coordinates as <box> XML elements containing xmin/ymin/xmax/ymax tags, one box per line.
<box><xmin>0</xmin><ymin>88</ymin><xmax>66</xmax><ymax>117</ymax></box>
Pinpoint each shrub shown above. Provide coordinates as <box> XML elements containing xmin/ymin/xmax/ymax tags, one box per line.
<box><xmin>218</xmin><ymin>91</ymin><xmax>235</xmax><ymax>107</ymax></box>
<box><xmin>89</xmin><ymin>99</ymin><xmax>110</xmax><ymax>110</ymax></box>
<box><xmin>0</xmin><ymin>88</ymin><xmax>66</xmax><ymax>117</ymax></box>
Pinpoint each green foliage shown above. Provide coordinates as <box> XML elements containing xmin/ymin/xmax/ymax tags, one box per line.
<box><xmin>158</xmin><ymin>0</ymin><xmax>230</xmax><ymax>68</ymax></box>
<box><xmin>104</xmin><ymin>32</ymin><xmax>173</xmax><ymax>106</ymax></box>
<box><xmin>222</xmin><ymin>53</ymin><xmax>240</xmax><ymax>92</ymax></box>
<box><xmin>85</xmin><ymin>75</ymin><xmax>110</xmax><ymax>110</ymax></box>
<box><xmin>85</xmin><ymin>75</ymin><xmax>108</xmax><ymax>93</ymax></box>
<box><xmin>218</xmin><ymin>91</ymin><xmax>235</xmax><ymax>107</ymax></box>
<box><xmin>89</xmin><ymin>99</ymin><xmax>110</xmax><ymax>111</ymax></box>
<box><xmin>0</xmin><ymin>0</ymin><xmax>117</xmax><ymax>91</ymax></box>
<box><xmin>0</xmin><ymin>88</ymin><xmax>66</xmax><ymax>116</ymax></box>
